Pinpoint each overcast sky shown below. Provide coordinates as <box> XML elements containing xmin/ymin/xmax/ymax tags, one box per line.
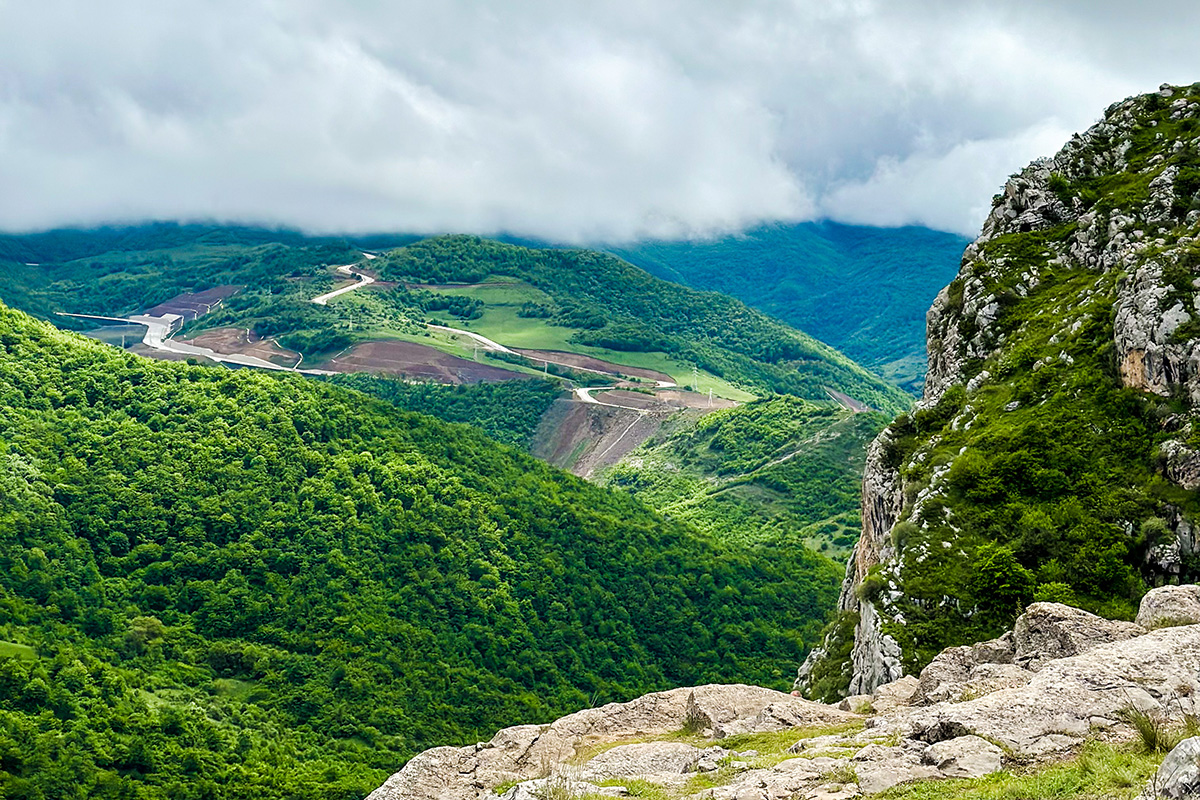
<box><xmin>2</xmin><ymin>1</ymin><xmax>1198</xmax><ymax>242</ymax></box>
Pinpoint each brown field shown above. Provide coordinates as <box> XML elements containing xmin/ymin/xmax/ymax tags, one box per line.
<box><xmin>825</xmin><ymin>387</ymin><xmax>871</xmax><ymax>413</ymax></box>
<box><xmin>326</xmin><ymin>340</ymin><xmax>532</xmax><ymax>383</ymax></box>
<box><xmin>514</xmin><ymin>349</ymin><xmax>672</xmax><ymax>382</ymax></box>
<box><xmin>182</xmin><ymin>328</ymin><xmax>301</xmax><ymax>368</ymax></box>
<box><xmin>146</xmin><ymin>286</ymin><xmax>241</xmax><ymax>320</ymax></box>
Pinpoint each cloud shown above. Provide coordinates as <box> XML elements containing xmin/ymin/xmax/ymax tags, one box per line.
<box><xmin>1</xmin><ymin>1</ymin><xmax>1199</xmax><ymax>241</ymax></box>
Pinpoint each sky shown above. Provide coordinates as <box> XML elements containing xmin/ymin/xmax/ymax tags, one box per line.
<box><xmin>2</xmin><ymin>1</ymin><xmax>1199</xmax><ymax>243</ymax></box>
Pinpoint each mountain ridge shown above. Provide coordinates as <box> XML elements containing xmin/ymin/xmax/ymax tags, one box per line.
<box><xmin>801</xmin><ymin>81</ymin><xmax>1200</xmax><ymax>701</ymax></box>
<box><xmin>611</xmin><ymin>222</ymin><xmax>968</xmax><ymax>394</ymax></box>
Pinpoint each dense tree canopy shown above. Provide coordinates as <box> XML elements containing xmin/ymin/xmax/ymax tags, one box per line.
<box><xmin>0</xmin><ymin>305</ymin><xmax>840</xmax><ymax>799</ymax></box>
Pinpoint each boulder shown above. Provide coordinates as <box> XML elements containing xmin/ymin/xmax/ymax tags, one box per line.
<box><xmin>914</xmin><ymin>634</ymin><xmax>1022</xmax><ymax>705</ymax></box>
<box><xmin>1012</xmin><ymin>602</ymin><xmax>1145</xmax><ymax>671</ymax></box>
<box><xmin>905</xmin><ymin>624</ymin><xmax>1200</xmax><ymax>756</ymax></box>
<box><xmin>581</xmin><ymin>742</ymin><xmax>703</xmax><ymax>780</ymax></box>
<box><xmin>713</xmin><ymin>698</ymin><xmax>860</xmax><ymax>738</ymax></box>
<box><xmin>1139</xmin><ymin>736</ymin><xmax>1200</xmax><ymax>799</ymax></box>
<box><xmin>851</xmin><ymin>742</ymin><xmax>939</xmax><ymax>794</ymax></box>
<box><xmin>837</xmin><ymin>695</ymin><xmax>873</xmax><ymax>714</ymax></box>
<box><xmin>922</xmin><ymin>735</ymin><xmax>1004</xmax><ymax>779</ymax></box>
<box><xmin>871</xmin><ymin>676</ymin><xmax>919</xmax><ymax>713</ymax></box>
<box><xmin>1136</xmin><ymin>584</ymin><xmax>1200</xmax><ymax>630</ymax></box>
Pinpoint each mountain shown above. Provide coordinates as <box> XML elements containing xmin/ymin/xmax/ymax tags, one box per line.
<box><xmin>369</xmin><ymin>236</ymin><xmax>912</xmax><ymax>413</ymax></box>
<box><xmin>0</xmin><ymin>226</ymin><xmax>911</xmax><ymax>415</ymax></box>
<box><xmin>611</xmin><ymin>223</ymin><xmax>969</xmax><ymax>394</ymax></box>
<box><xmin>0</xmin><ymin>303</ymin><xmax>844</xmax><ymax>799</ymax></box>
<box><xmin>800</xmin><ymin>82</ymin><xmax>1200</xmax><ymax>702</ymax></box>
<box><xmin>596</xmin><ymin>396</ymin><xmax>888</xmax><ymax>558</ymax></box>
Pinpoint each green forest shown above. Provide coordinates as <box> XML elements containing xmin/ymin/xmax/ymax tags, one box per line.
<box><xmin>373</xmin><ymin>236</ymin><xmax>910</xmax><ymax>413</ymax></box>
<box><xmin>324</xmin><ymin>376</ymin><xmax>563</xmax><ymax>450</ymax></box>
<box><xmin>613</xmin><ymin>223</ymin><xmax>967</xmax><ymax>394</ymax></box>
<box><xmin>0</xmin><ymin>304</ymin><xmax>843</xmax><ymax>799</ymax></box>
<box><xmin>598</xmin><ymin>397</ymin><xmax>887</xmax><ymax>557</ymax></box>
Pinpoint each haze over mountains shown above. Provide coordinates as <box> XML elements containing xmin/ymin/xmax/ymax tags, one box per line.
<box><xmin>614</xmin><ymin>223</ymin><xmax>969</xmax><ymax>394</ymax></box>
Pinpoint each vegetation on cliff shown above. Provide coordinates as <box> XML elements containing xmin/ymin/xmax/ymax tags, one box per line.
<box><xmin>812</xmin><ymin>84</ymin><xmax>1200</xmax><ymax>690</ymax></box>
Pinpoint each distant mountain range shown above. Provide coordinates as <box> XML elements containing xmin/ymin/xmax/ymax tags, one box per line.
<box><xmin>611</xmin><ymin>222</ymin><xmax>969</xmax><ymax>394</ymax></box>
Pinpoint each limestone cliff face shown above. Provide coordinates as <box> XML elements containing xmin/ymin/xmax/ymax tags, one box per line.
<box><xmin>802</xmin><ymin>82</ymin><xmax>1200</xmax><ymax>698</ymax></box>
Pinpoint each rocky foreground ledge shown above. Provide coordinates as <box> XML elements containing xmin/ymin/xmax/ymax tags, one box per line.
<box><xmin>368</xmin><ymin>586</ymin><xmax>1200</xmax><ymax>800</ymax></box>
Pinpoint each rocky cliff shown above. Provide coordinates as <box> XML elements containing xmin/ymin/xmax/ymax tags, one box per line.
<box><xmin>801</xmin><ymin>82</ymin><xmax>1200</xmax><ymax>700</ymax></box>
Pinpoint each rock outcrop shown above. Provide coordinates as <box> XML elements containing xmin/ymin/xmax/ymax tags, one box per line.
<box><xmin>804</xmin><ymin>82</ymin><xmax>1200</xmax><ymax>695</ymax></box>
<box><xmin>369</xmin><ymin>602</ymin><xmax>1200</xmax><ymax>800</ymax></box>
<box><xmin>365</xmin><ymin>685</ymin><xmax>855</xmax><ymax>800</ymax></box>
<box><xmin>1136</xmin><ymin>583</ymin><xmax>1200</xmax><ymax>629</ymax></box>
<box><xmin>1010</xmin><ymin>602</ymin><xmax>1146</xmax><ymax>671</ymax></box>
<box><xmin>1140</xmin><ymin>737</ymin><xmax>1200</xmax><ymax>799</ymax></box>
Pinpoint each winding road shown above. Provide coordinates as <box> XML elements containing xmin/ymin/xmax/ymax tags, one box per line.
<box><xmin>311</xmin><ymin>263</ymin><xmax>377</xmax><ymax>306</ymax></box>
<box><xmin>68</xmin><ymin>252</ymin><xmax>700</xmax><ymax>413</ymax></box>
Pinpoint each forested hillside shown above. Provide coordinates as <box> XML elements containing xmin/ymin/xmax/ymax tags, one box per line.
<box><xmin>598</xmin><ymin>397</ymin><xmax>888</xmax><ymax>558</ymax></box>
<box><xmin>374</xmin><ymin>236</ymin><xmax>910</xmax><ymax>412</ymax></box>
<box><xmin>613</xmin><ymin>223</ymin><xmax>967</xmax><ymax>393</ymax></box>
<box><xmin>0</xmin><ymin>304</ymin><xmax>842</xmax><ymax>799</ymax></box>
<box><xmin>0</xmin><ymin>225</ymin><xmax>910</xmax><ymax>413</ymax></box>
<box><xmin>324</xmin><ymin>375</ymin><xmax>563</xmax><ymax>449</ymax></box>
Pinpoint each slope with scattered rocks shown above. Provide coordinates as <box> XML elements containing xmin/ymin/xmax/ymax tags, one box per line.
<box><xmin>367</xmin><ymin>592</ymin><xmax>1200</xmax><ymax>800</ymax></box>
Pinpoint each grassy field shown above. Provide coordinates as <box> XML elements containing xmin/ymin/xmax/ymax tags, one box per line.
<box><xmin>881</xmin><ymin>742</ymin><xmax>1158</xmax><ymax>800</ymax></box>
<box><xmin>325</xmin><ymin>278</ymin><xmax>757</xmax><ymax>400</ymax></box>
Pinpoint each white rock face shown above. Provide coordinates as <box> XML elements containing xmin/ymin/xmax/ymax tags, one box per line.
<box><xmin>1139</xmin><ymin>736</ymin><xmax>1200</xmax><ymax>799</ymax></box>
<box><xmin>922</xmin><ymin>736</ymin><xmax>1003</xmax><ymax>779</ymax></box>
<box><xmin>1011</xmin><ymin>602</ymin><xmax>1146</xmax><ymax>671</ymax></box>
<box><xmin>1136</xmin><ymin>584</ymin><xmax>1200</xmax><ymax>630</ymax></box>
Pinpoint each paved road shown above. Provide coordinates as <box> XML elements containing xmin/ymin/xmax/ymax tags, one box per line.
<box><xmin>427</xmin><ymin>323</ymin><xmax>518</xmax><ymax>355</ymax></box>
<box><xmin>128</xmin><ymin>314</ymin><xmax>336</xmax><ymax>374</ymax></box>
<box><xmin>312</xmin><ymin>264</ymin><xmax>376</xmax><ymax>306</ymax></box>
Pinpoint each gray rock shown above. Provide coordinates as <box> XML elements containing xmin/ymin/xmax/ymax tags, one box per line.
<box><xmin>581</xmin><ymin>742</ymin><xmax>704</xmax><ymax>780</ymax></box>
<box><xmin>922</xmin><ymin>736</ymin><xmax>1003</xmax><ymax>779</ymax></box>
<box><xmin>1140</xmin><ymin>736</ymin><xmax>1200</xmax><ymax>798</ymax></box>
<box><xmin>1160</xmin><ymin>441</ymin><xmax>1200</xmax><ymax>491</ymax></box>
<box><xmin>871</xmin><ymin>676</ymin><xmax>919</xmax><ymax>713</ymax></box>
<box><xmin>838</xmin><ymin>695</ymin><xmax>873</xmax><ymax>714</ymax></box>
<box><xmin>1136</xmin><ymin>584</ymin><xmax>1200</xmax><ymax>630</ymax></box>
<box><xmin>851</xmin><ymin>742</ymin><xmax>939</xmax><ymax>794</ymax></box>
<box><xmin>906</xmin><ymin>624</ymin><xmax>1200</xmax><ymax>756</ymax></box>
<box><xmin>714</xmin><ymin>698</ymin><xmax>860</xmax><ymax>738</ymax></box>
<box><xmin>914</xmin><ymin>634</ymin><xmax>1021</xmax><ymax>705</ymax></box>
<box><xmin>1012</xmin><ymin>602</ymin><xmax>1145</xmax><ymax>671</ymax></box>
<box><xmin>497</xmin><ymin>778</ymin><xmax>626</xmax><ymax>800</ymax></box>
